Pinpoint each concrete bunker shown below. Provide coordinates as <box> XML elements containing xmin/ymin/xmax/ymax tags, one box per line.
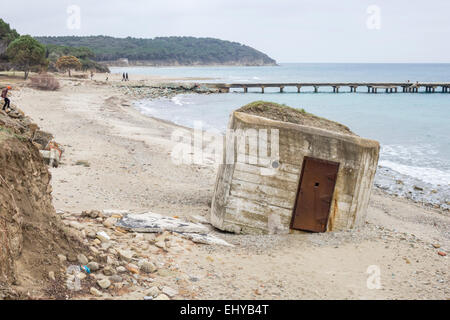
<box><xmin>210</xmin><ymin>101</ymin><xmax>380</xmax><ymax>234</ymax></box>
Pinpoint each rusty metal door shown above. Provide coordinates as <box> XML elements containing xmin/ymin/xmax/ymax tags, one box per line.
<box><xmin>291</xmin><ymin>157</ymin><xmax>339</xmax><ymax>232</ymax></box>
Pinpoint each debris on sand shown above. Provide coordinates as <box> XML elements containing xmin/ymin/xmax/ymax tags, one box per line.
<box><xmin>116</xmin><ymin>212</ymin><xmax>232</xmax><ymax>246</ymax></box>
<box><xmin>116</xmin><ymin>212</ymin><xmax>210</xmax><ymax>233</ymax></box>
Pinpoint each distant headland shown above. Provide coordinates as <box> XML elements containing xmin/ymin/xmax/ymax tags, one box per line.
<box><xmin>35</xmin><ymin>35</ymin><xmax>278</xmax><ymax>67</ymax></box>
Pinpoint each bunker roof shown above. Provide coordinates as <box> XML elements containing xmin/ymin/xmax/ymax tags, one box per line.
<box><xmin>236</xmin><ymin>101</ymin><xmax>356</xmax><ymax>136</ymax></box>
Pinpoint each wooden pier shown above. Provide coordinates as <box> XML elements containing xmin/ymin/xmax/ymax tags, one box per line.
<box><xmin>207</xmin><ymin>82</ymin><xmax>450</xmax><ymax>94</ymax></box>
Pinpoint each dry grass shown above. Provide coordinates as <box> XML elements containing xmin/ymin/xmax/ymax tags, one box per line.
<box><xmin>237</xmin><ymin>101</ymin><xmax>355</xmax><ymax>135</ymax></box>
<box><xmin>29</xmin><ymin>74</ymin><xmax>60</xmax><ymax>91</ymax></box>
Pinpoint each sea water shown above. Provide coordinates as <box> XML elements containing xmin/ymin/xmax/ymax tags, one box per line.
<box><xmin>111</xmin><ymin>63</ymin><xmax>450</xmax><ymax>209</ymax></box>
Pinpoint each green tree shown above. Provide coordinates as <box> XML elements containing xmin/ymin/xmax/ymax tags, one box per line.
<box><xmin>6</xmin><ymin>35</ymin><xmax>46</xmax><ymax>79</ymax></box>
<box><xmin>0</xmin><ymin>18</ymin><xmax>19</xmax><ymax>45</ymax></box>
<box><xmin>55</xmin><ymin>55</ymin><xmax>82</xmax><ymax>76</ymax></box>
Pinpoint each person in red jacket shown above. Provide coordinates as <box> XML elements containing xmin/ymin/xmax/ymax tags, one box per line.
<box><xmin>1</xmin><ymin>86</ymin><xmax>11</xmax><ymax>111</ymax></box>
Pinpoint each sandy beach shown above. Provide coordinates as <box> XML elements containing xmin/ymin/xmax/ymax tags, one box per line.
<box><xmin>4</xmin><ymin>73</ymin><xmax>449</xmax><ymax>299</ymax></box>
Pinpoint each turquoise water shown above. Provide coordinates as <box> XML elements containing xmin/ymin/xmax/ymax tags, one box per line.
<box><xmin>112</xmin><ymin>63</ymin><xmax>450</xmax><ymax>208</ymax></box>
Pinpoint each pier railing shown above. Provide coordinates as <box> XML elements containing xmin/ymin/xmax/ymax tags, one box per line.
<box><xmin>206</xmin><ymin>82</ymin><xmax>450</xmax><ymax>93</ymax></box>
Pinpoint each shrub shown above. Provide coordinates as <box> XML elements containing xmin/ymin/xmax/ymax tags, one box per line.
<box><xmin>29</xmin><ymin>74</ymin><xmax>60</xmax><ymax>91</ymax></box>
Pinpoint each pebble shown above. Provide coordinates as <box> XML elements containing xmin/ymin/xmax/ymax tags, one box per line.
<box><xmin>117</xmin><ymin>249</ymin><xmax>134</xmax><ymax>262</ymax></box>
<box><xmin>67</xmin><ymin>254</ymin><xmax>77</xmax><ymax>262</ymax></box>
<box><xmin>103</xmin><ymin>217</ymin><xmax>118</xmax><ymax>228</ymax></box>
<box><xmin>140</xmin><ymin>260</ymin><xmax>157</xmax><ymax>273</ymax></box>
<box><xmin>87</xmin><ymin>262</ymin><xmax>100</xmax><ymax>271</ymax></box>
<box><xmin>437</xmin><ymin>251</ymin><xmax>446</xmax><ymax>257</ymax></box>
<box><xmin>57</xmin><ymin>254</ymin><xmax>67</xmax><ymax>264</ymax></box>
<box><xmin>90</xmin><ymin>287</ymin><xmax>103</xmax><ymax>296</ymax></box>
<box><xmin>103</xmin><ymin>266</ymin><xmax>114</xmax><ymax>276</ymax></box>
<box><xmin>97</xmin><ymin>278</ymin><xmax>111</xmax><ymax>289</ymax></box>
<box><xmin>126</xmin><ymin>263</ymin><xmax>140</xmax><ymax>274</ymax></box>
<box><xmin>161</xmin><ymin>286</ymin><xmax>178</xmax><ymax>298</ymax></box>
<box><xmin>155</xmin><ymin>241</ymin><xmax>166</xmax><ymax>249</ymax></box>
<box><xmin>146</xmin><ymin>286</ymin><xmax>160</xmax><ymax>297</ymax></box>
<box><xmin>68</xmin><ymin>221</ymin><xmax>84</xmax><ymax>230</ymax></box>
<box><xmin>83</xmin><ymin>210</ymin><xmax>101</xmax><ymax>218</ymax></box>
<box><xmin>97</xmin><ymin>231</ymin><xmax>110</xmax><ymax>242</ymax></box>
<box><xmin>154</xmin><ymin>294</ymin><xmax>170</xmax><ymax>300</ymax></box>
<box><xmin>110</xmin><ymin>275</ymin><xmax>123</xmax><ymax>283</ymax></box>
<box><xmin>48</xmin><ymin>271</ymin><xmax>56</xmax><ymax>281</ymax></box>
<box><xmin>143</xmin><ymin>296</ymin><xmax>153</xmax><ymax>300</ymax></box>
<box><xmin>77</xmin><ymin>254</ymin><xmax>89</xmax><ymax>265</ymax></box>
<box><xmin>116</xmin><ymin>266</ymin><xmax>127</xmax><ymax>273</ymax></box>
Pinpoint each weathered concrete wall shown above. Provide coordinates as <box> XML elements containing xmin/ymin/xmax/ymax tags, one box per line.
<box><xmin>210</xmin><ymin>112</ymin><xmax>379</xmax><ymax>234</ymax></box>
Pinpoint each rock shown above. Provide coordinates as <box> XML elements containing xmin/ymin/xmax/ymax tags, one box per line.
<box><xmin>103</xmin><ymin>266</ymin><xmax>114</xmax><ymax>276</ymax></box>
<box><xmin>437</xmin><ymin>251</ymin><xmax>446</xmax><ymax>257</ymax></box>
<box><xmin>82</xmin><ymin>210</ymin><xmax>102</xmax><ymax>218</ymax></box>
<box><xmin>106</xmin><ymin>256</ymin><xmax>115</xmax><ymax>265</ymax></box>
<box><xmin>155</xmin><ymin>241</ymin><xmax>166</xmax><ymax>249</ymax></box>
<box><xmin>103</xmin><ymin>217</ymin><xmax>118</xmax><ymax>228</ymax></box>
<box><xmin>154</xmin><ymin>294</ymin><xmax>170</xmax><ymax>300</ymax></box>
<box><xmin>86</xmin><ymin>230</ymin><xmax>97</xmax><ymax>239</ymax></box>
<box><xmin>143</xmin><ymin>296</ymin><xmax>153</xmax><ymax>300</ymax></box>
<box><xmin>87</xmin><ymin>262</ymin><xmax>100</xmax><ymax>272</ymax></box>
<box><xmin>90</xmin><ymin>246</ymin><xmax>100</xmax><ymax>255</ymax></box>
<box><xmin>413</xmin><ymin>185</ymin><xmax>423</xmax><ymax>191</ymax></box>
<box><xmin>67</xmin><ymin>221</ymin><xmax>84</xmax><ymax>230</ymax></box>
<box><xmin>101</xmin><ymin>242</ymin><xmax>112</xmax><ymax>251</ymax></box>
<box><xmin>116</xmin><ymin>266</ymin><xmax>127</xmax><ymax>273</ymax></box>
<box><xmin>67</xmin><ymin>254</ymin><xmax>77</xmax><ymax>262</ymax></box>
<box><xmin>146</xmin><ymin>286</ymin><xmax>160</xmax><ymax>297</ymax></box>
<box><xmin>140</xmin><ymin>260</ymin><xmax>157</xmax><ymax>273</ymax></box>
<box><xmin>117</xmin><ymin>249</ymin><xmax>134</xmax><ymax>262</ymax></box>
<box><xmin>57</xmin><ymin>254</ymin><xmax>67</xmax><ymax>264</ymax></box>
<box><xmin>77</xmin><ymin>254</ymin><xmax>89</xmax><ymax>265</ymax></box>
<box><xmin>90</xmin><ymin>287</ymin><xmax>103</xmax><ymax>296</ymax></box>
<box><xmin>161</xmin><ymin>286</ymin><xmax>178</xmax><ymax>298</ymax></box>
<box><xmin>48</xmin><ymin>271</ymin><xmax>56</xmax><ymax>281</ymax></box>
<box><xmin>126</xmin><ymin>263</ymin><xmax>140</xmax><ymax>274</ymax></box>
<box><xmin>96</xmin><ymin>231</ymin><xmax>110</xmax><ymax>242</ymax></box>
<box><xmin>97</xmin><ymin>278</ymin><xmax>111</xmax><ymax>289</ymax></box>
<box><xmin>109</xmin><ymin>275</ymin><xmax>123</xmax><ymax>283</ymax></box>
<box><xmin>432</xmin><ymin>244</ymin><xmax>441</xmax><ymax>249</ymax></box>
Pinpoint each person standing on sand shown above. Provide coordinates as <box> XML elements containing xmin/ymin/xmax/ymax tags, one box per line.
<box><xmin>1</xmin><ymin>86</ymin><xmax>11</xmax><ymax>111</ymax></box>
<box><xmin>122</xmin><ymin>73</ymin><xmax>126</xmax><ymax>81</ymax></box>
<box><xmin>126</xmin><ymin>73</ymin><xmax>129</xmax><ymax>81</ymax></box>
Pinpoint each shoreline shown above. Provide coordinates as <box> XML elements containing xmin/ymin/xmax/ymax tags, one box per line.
<box><xmin>5</xmin><ymin>74</ymin><xmax>449</xmax><ymax>299</ymax></box>
<box><xmin>124</xmin><ymin>86</ymin><xmax>449</xmax><ymax>212</ymax></box>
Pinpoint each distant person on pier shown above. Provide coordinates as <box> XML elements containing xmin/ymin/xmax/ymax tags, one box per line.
<box><xmin>1</xmin><ymin>86</ymin><xmax>11</xmax><ymax>111</ymax></box>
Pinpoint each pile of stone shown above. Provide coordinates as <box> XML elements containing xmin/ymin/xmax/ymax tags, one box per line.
<box><xmin>56</xmin><ymin>209</ymin><xmax>220</xmax><ymax>299</ymax></box>
<box><xmin>116</xmin><ymin>83</ymin><xmax>220</xmax><ymax>100</ymax></box>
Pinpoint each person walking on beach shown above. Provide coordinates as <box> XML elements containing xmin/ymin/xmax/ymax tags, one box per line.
<box><xmin>125</xmin><ymin>73</ymin><xmax>129</xmax><ymax>81</ymax></box>
<box><xmin>122</xmin><ymin>73</ymin><xmax>126</xmax><ymax>81</ymax></box>
<box><xmin>1</xmin><ymin>86</ymin><xmax>11</xmax><ymax>111</ymax></box>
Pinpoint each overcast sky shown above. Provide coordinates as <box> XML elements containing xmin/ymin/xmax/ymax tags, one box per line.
<box><xmin>2</xmin><ymin>0</ymin><xmax>450</xmax><ymax>63</ymax></box>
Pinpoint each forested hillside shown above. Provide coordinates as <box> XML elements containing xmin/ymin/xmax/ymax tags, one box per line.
<box><xmin>36</xmin><ymin>36</ymin><xmax>277</xmax><ymax>66</ymax></box>
<box><xmin>0</xmin><ymin>19</ymin><xmax>19</xmax><ymax>59</ymax></box>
